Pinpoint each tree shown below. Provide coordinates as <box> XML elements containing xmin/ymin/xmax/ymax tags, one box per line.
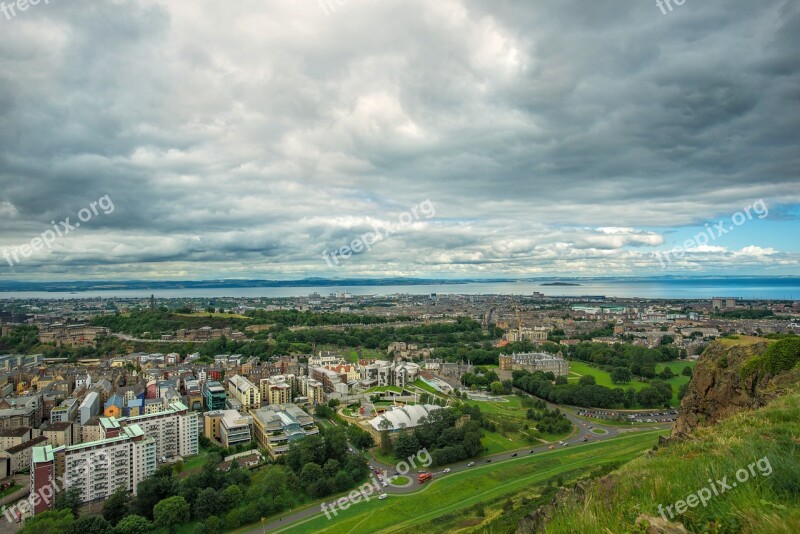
<box><xmin>659</xmin><ymin>367</ymin><xmax>674</xmax><ymax>379</ymax></box>
<box><xmin>102</xmin><ymin>486</ymin><xmax>129</xmax><ymax>525</ymax></box>
<box><xmin>66</xmin><ymin>515</ymin><xmax>113</xmax><ymax>534</ymax></box>
<box><xmin>194</xmin><ymin>488</ymin><xmax>220</xmax><ymax>520</ymax></box>
<box><xmin>19</xmin><ymin>509</ymin><xmax>74</xmax><ymax>534</ymax></box>
<box><xmin>153</xmin><ymin>496</ymin><xmax>190</xmax><ymax>533</ymax></box>
<box><xmin>204</xmin><ymin>516</ymin><xmax>223</xmax><ymax>534</ymax></box>
<box><xmin>300</xmin><ymin>462</ymin><xmax>324</xmax><ymax>489</ymax></box>
<box><xmin>135</xmin><ymin>465</ymin><xmax>178</xmax><ymax>518</ymax></box>
<box><xmin>394</xmin><ymin>433</ymin><xmax>420</xmax><ymax>460</ymax></box>
<box><xmin>610</xmin><ymin>367</ymin><xmax>631</xmax><ymax>384</ymax></box>
<box><xmin>114</xmin><ymin>515</ymin><xmax>153</xmax><ymax>534</ymax></box>
<box><xmin>578</xmin><ymin>375</ymin><xmax>596</xmax><ymax>386</ymax></box>
<box><xmin>682</xmin><ymin>366</ymin><xmax>693</xmax><ymax>377</ymax></box>
<box><xmin>173</xmin><ymin>460</ymin><xmax>184</xmax><ymax>474</ymax></box>
<box><xmin>219</xmin><ymin>485</ymin><xmax>242</xmax><ymax>513</ymax></box>
<box><xmin>55</xmin><ymin>487</ymin><xmax>83</xmax><ymax>518</ymax></box>
<box><xmin>489</xmin><ymin>381</ymin><xmax>504</xmax><ymax>395</ymax></box>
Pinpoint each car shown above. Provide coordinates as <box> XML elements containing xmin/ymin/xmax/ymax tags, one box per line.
<box><xmin>382</xmin><ymin>481</ymin><xmax>388</xmax><ymax>487</ymax></box>
<box><xmin>485</xmin><ymin>459</ymin><xmax>492</xmax><ymax>463</ymax></box>
<box><xmin>467</xmin><ymin>462</ymin><xmax>475</xmax><ymax>467</ymax></box>
<box><xmin>548</xmin><ymin>445</ymin><xmax>555</xmax><ymax>450</ymax></box>
<box><xmin>529</xmin><ymin>450</ymin><xmax>535</xmax><ymax>454</ymax></box>
<box><xmin>379</xmin><ymin>494</ymin><xmax>388</xmax><ymax>500</ymax></box>
<box><xmin>562</xmin><ymin>442</ymin><xmax>568</xmax><ymax>446</ymax></box>
<box><xmin>369</xmin><ymin>464</ymin><xmax>374</xmax><ymax>469</ymax></box>
<box><xmin>511</xmin><ymin>453</ymin><xmax>517</xmax><ymax>457</ymax></box>
<box><xmin>442</xmin><ymin>468</ymin><xmax>451</xmax><ymax>473</ymax></box>
<box><xmin>375</xmin><ymin>469</ymin><xmax>381</xmax><ymax>475</ymax></box>
<box><xmin>582</xmin><ymin>437</ymin><xmax>588</xmax><ymax>442</ymax></box>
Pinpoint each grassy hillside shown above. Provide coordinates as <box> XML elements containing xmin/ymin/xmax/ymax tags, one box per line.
<box><xmin>541</xmin><ymin>389</ymin><xmax>800</xmax><ymax>533</ymax></box>
<box><xmin>275</xmin><ymin>430</ymin><xmax>666</xmax><ymax>533</ymax></box>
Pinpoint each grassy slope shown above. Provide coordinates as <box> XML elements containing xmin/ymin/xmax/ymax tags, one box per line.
<box><xmin>277</xmin><ymin>430</ymin><xmax>666</xmax><ymax>533</ymax></box>
<box><xmin>544</xmin><ymin>390</ymin><xmax>800</xmax><ymax>533</ymax></box>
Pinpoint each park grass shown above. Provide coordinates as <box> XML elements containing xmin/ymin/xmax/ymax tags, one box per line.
<box><xmin>567</xmin><ymin>360</ymin><xmax>694</xmax><ymax>406</ymax></box>
<box><xmin>273</xmin><ymin>430</ymin><xmax>667</xmax><ymax>533</ymax></box>
<box><xmin>544</xmin><ymin>387</ymin><xmax>800</xmax><ymax>533</ymax></box>
<box><xmin>463</xmin><ymin>395</ymin><xmax>571</xmax><ymax>453</ymax></box>
<box><xmin>181</xmin><ymin>448</ymin><xmax>210</xmax><ymax>472</ymax></box>
<box><xmin>390</xmin><ymin>476</ymin><xmax>410</xmax><ymax>485</ymax></box>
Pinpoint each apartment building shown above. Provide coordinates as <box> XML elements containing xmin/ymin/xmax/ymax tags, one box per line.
<box><xmin>251</xmin><ymin>404</ymin><xmax>318</xmax><ymax>458</ymax></box>
<box><xmin>30</xmin><ymin>423</ymin><xmax>157</xmax><ymax>516</ymax></box>
<box><xmin>204</xmin><ymin>410</ymin><xmax>253</xmax><ymax>448</ymax></box>
<box><xmin>50</xmin><ymin>398</ymin><xmax>79</xmax><ymax>423</ymax></box>
<box><xmin>227</xmin><ymin>375</ymin><xmax>261</xmax><ymax>409</ymax></box>
<box><xmin>259</xmin><ymin>375</ymin><xmax>294</xmax><ymax>406</ymax></box>
<box><xmin>203</xmin><ymin>380</ymin><xmax>227</xmax><ymax>411</ymax></box>
<box><xmin>297</xmin><ymin>376</ymin><xmax>324</xmax><ymax>406</ymax></box>
<box><xmin>78</xmin><ymin>392</ymin><xmax>100</xmax><ymax>426</ymax></box>
<box><xmin>115</xmin><ymin>402</ymin><xmax>199</xmax><ymax>459</ymax></box>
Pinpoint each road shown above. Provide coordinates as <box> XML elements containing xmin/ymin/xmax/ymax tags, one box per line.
<box><xmin>248</xmin><ymin>396</ymin><xmax>670</xmax><ymax>533</ymax></box>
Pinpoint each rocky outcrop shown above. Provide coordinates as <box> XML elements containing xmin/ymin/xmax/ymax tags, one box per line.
<box><xmin>672</xmin><ymin>338</ymin><xmax>799</xmax><ymax>436</ymax></box>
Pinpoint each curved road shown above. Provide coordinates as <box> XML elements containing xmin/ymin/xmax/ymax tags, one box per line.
<box><xmin>249</xmin><ymin>393</ymin><xmax>670</xmax><ymax>533</ymax></box>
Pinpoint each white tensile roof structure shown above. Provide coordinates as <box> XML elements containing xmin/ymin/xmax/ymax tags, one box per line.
<box><xmin>368</xmin><ymin>404</ymin><xmax>442</xmax><ymax>432</ymax></box>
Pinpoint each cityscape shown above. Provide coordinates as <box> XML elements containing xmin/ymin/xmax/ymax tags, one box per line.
<box><xmin>1</xmin><ymin>1</ymin><xmax>799</xmax><ymax>534</ymax></box>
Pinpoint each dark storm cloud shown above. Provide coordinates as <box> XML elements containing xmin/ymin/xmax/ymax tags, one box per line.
<box><xmin>0</xmin><ymin>0</ymin><xmax>798</xmax><ymax>279</ymax></box>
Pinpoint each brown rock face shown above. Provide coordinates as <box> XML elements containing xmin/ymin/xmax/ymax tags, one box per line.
<box><xmin>672</xmin><ymin>338</ymin><xmax>797</xmax><ymax>436</ymax></box>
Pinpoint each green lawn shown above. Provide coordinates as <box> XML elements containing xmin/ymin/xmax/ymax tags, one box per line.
<box><xmin>0</xmin><ymin>483</ymin><xmax>20</xmax><ymax>498</ymax></box>
<box><xmin>274</xmin><ymin>430</ymin><xmax>667</xmax><ymax>533</ymax></box>
<box><xmin>182</xmin><ymin>449</ymin><xmax>210</xmax><ymax>472</ymax></box>
<box><xmin>465</xmin><ymin>395</ymin><xmax>571</xmax><ymax>453</ymax></box>
<box><xmin>567</xmin><ymin>360</ymin><xmax>695</xmax><ymax>406</ymax></box>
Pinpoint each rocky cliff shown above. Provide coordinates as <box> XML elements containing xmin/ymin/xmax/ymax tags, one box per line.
<box><xmin>672</xmin><ymin>336</ymin><xmax>799</xmax><ymax>436</ymax></box>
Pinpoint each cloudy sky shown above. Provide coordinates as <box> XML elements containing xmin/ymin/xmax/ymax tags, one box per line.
<box><xmin>1</xmin><ymin>0</ymin><xmax>798</xmax><ymax>281</ymax></box>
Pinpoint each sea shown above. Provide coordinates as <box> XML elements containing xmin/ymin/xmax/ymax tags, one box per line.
<box><xmin>1</xmin><ymin>278</ymin><xmax>798</xmax><ymax>300</ymax></box>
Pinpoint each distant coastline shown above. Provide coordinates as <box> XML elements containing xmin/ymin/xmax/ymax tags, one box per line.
<box><xmin>540</xmin><ymin>282</ymin><xmax>581</xmax><ymax>286</ymax></box>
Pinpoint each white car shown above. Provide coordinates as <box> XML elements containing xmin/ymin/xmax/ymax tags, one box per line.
<box><xmin>382</xmin><ymin>481</ymin><xmax>388</xmax><ymax>487</ymax></box>
<box><xmin>379</xmin><ymin>493</ymin><xmax>388</xmax><ymax>500</ymax></box>
<box><xmin>442</xmin><ymin>468</ymin><xmax>451</xmax><ymax>474</ymax></box>
<box><xmin>467</xmin><ymin>462</ymin><xmax>475</xmax><ymax>467</ymax></box>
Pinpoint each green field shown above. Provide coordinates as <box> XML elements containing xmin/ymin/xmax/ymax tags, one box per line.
<box><xmin>465</xmin><ymin>396</ymin><xmax>571</xmax><ymax>454</ymax></box>
<box><xmin>275</xmin><ymin>430</ymin><xmax>666</xmax><ymax>533</ymax></box>
<box><xmin>567</xmin><ymin>360</ymin><xmax>695</xmax><ymax>406</ymax></box>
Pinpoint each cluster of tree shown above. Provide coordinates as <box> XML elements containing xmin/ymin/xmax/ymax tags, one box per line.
<box><xmin>282</xmin><ymin>425</ymin><xmax>370</xmax><ymax>499</ymax></box>
<box><xmin>526</xmin><ymin>407</ymin><xmax>572</xmax><ymax>434</ymax></box>
<box><xmin>385</xmin><ymin>406</ymin><xmax>485</xmax><ymax>466</ymax></box>
<box><xmin>0</xmin><ymin>324</ymin><xmax>39</xmax><ymax>352</ymax></box>
<box><xmin>566</xmin><ymin>342</ymin><xmax>687</xmax><ymax>381</ymax></box>
<box><xmin>713</xmin><ymin>309</ymin><xmax>774</xmax><ymax>319</ymax></box>
<box><xmin>244</xmin><ymin>309</ymin><xmax>406</xmax><ymax>326</ymax></box>
<box><xmin>460</xmin><ymin>367</ymin><xmax>500</xmax><ymax>388</ymax></box>
<box><xmin>513</xmin><ymin>370</ymin><xmax>674</xmax><ymax>409</ymax></box>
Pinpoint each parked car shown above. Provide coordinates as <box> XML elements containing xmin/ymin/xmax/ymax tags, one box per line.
<box><xmin>529</xmin><ymin>450</ymin><xmax>535</xmax><ymax>454</ymax></box>
<box><xmin>467</xmin><ymin>462</ymin><xmax>475</xmax><ymax>467</ymax></box>
<box><xmin>548</xmin><ymin>445</ymin><xmax>555</xmax><ymax>450</ymax></box>
<box><xmin>379</xmin><ymin>494</ymin><xmax>388</xmax><ymax>500</ymax></box>
<box><xmin>511</xmin><ymin>453</ymin><xmax>517</xmax><ymax>457</ymax></box>
<box><xmin>582</xmin><ymin>437</ymin><xmax>588</xmax><ymax>442</ymax></box>
<box><xmin>442</xmin><ymin>468</ymin><xmax>451</xmax><ymax>474</ymax></box>
<box><xmin>485</xmin><ymin>459</ymin><xmax>492</xmax><ymax>463</ymax></box>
